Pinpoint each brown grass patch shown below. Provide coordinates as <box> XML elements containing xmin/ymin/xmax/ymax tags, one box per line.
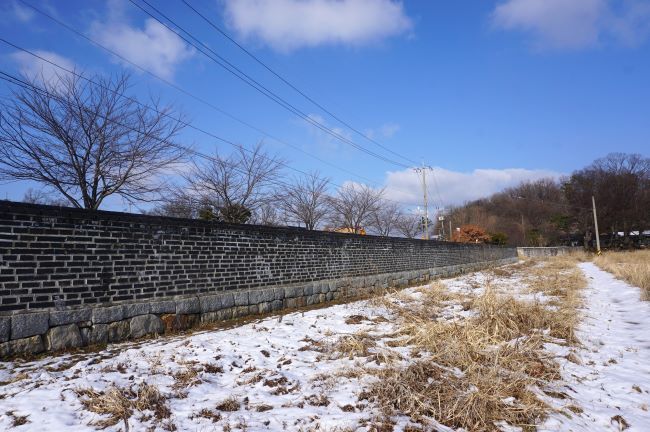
<box><xmin>216</xmin><ymin>397</ymin><xmax>240</xmax><ymax>412</ymax></box>
<box><xmin>595</xmin><ymin>250</ymin><xmax>650</xmax><ymax>300</ymax></box>
<box><xmin>361</xmin><ymin>257</ymin><xmax>586</xmax><ymax>431</ymax></box>
<box><xmin>191</xmin><ymin>408</ymin><xmax>221</xmax><ymax>422</ymax></box>
<box><xmin>75</xmin><ymin>383</ymin><xmax>169</xmax><ymax>429</ymax></box>
<box><xmin>6</xmin><ymin>411</ymin><xmax>30</xmax><ymax>427</ymax></box>
<box><xmin>326</xmin><ymin>332</ymin><xmax>377</xmax><ymax>359</ymax></box>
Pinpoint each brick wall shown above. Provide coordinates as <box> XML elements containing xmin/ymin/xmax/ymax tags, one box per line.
<box><xmin>0</xmin><ymin>201</ymin><xmax>517</xmax><ymax>356</ymax></box>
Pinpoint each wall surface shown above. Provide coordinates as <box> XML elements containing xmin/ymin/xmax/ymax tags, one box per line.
<box><xmin>517</xmin><ymin>247</ymin><xmax>582</xmax><ymax>258</ymax></box>
<box><xmin>0</xmin><ymin>201</ymin><xmax>517</xmax><ymax>356</ymax></box>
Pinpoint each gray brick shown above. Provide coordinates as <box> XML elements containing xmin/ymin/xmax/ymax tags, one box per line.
<box><xmin>11</xmin><ymin>312</ymin><xmax>49</xmax><ymax>339</ymax></box>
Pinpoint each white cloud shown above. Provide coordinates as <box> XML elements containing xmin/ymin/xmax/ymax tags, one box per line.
<box><xmin>10</xmin><ymin>0</ymin><xmax>34</xmax><ymax>22</ymax></box>
<box><xmin>303</xmin><ymin>113</ymin><xmax>355</xmax><ymax>154</ymax></box>
<box><xmin>491</xmin><ymin>0</ymin><xmax>650</xmax><ymax>50</ymax></box>
<box><xmin>223</xmin><ymin>0</ymin><xmax>413</xmax><ymax>52</ymax></box>
<box><xmin>90</xmin><ymin>5</ymin><xmax>194</xmax><ymax>80</ymax></box>
<box><xmin>11</xmin><ymin>50</ymin><xmax>75</xmax><ymax>86</ymax></box>
<box><xmin>383</xmin><ymin>166</ymin><xmax>563</xmax><ymax>208</ymax></box>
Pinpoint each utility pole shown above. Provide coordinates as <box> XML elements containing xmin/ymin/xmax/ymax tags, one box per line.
<box><xmin>449</xmin><ymin>219</ymin><xmax>452</xmax><ymax>242</ymax></box>
<box><xmin>413</xmin><ymin>165</ymin><xmax>432</xmax><ymax>240</ymax></box>
<box><xmin>592</xmin><ymin>195</ymin><xmax>601</xmax><ymax>255</ymax></box>
<box><xmin>521</xmin><ymin>213</ymin><xmax>526</xmax><ymax>245</ymax></box>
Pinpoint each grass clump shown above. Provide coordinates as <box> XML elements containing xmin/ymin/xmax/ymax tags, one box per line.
<box><xmin>75</xmin><ymin>382</ymin><xmax>170</xmax><ymax>430</ymax></box>
<box><xmin>594</xmin><ymin>250</ymin><xmax>650</xmax><ymax>300</ymax></box>
<box><xmin>362</xmin><ymin>257</ymin><xmax>586</xmax><ymax>431</ymax></box>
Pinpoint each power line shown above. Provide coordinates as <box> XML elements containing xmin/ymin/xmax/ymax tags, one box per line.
<box><xmin>0</xmin><ymin>38</ymin><xmax>428</xmax><ymax>206</ymax></box>
<box><xmin>180</xmin><ymin>0</ymin><xmax>419</xmax><ymax>167</ymax></box>
<box><xmin>0</xmin><ymin>69</ymin><xmax>424</xmax><ymax>208</ymax></box>
<box><xmin>125</xmin><ymin>0</ymin><xmax>411</xmax><ymax>169</ymax></box>
<box><xmin>12</xmin><ymin>0</ymin><xmax>384</xmax><ymax>188</ymax></box>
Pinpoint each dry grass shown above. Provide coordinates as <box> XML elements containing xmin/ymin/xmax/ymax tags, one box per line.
<box><xmin>361</xmin><ymin>257</ymin><xmax>586</xmax><ymax>431</ymax></box>
<box><xmin>75</xmin><ymin>382</ymin><xmax>170</xmax><ymax>429</ymax></box>
<box><xmin>594</xmin><ymin>250</ymin><xmax>650</xmax><ymax>300</ymax></box>
<box><xmin>215</xmin><ymin>396</ymin><xmax>240</xmax><ymax>412</ymax></box>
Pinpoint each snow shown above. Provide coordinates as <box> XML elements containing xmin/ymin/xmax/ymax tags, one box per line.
<box><xmin>0</xmin><ymin>261</ymin><xmax>649</xmax><ymax>431</ymax></box>
<box><xmin>540</xmin><ymin>262</ymin><xmax>650</xmax><ymax>432</ymax></box>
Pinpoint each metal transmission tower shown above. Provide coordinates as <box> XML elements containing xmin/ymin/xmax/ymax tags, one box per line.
<box><xmin>413</xmin><ymin>165</ymin><xmax>434</xmax><ymax>240</ymax></box>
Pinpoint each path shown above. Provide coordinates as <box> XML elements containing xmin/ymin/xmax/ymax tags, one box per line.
<box><xmin>542</xmin><ymin>262</ymin><xmax>650</xmax><ymax>431</ymax></box>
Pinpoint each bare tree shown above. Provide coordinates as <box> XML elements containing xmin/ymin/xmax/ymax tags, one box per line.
<box><xmin>369</xmin><ymin>200</ymin><xmax>401</xmax><ymax>236</ymax></box>
<box><xmin>395</xmin><ymin>212</ymin><xmax>422</xmax><ymax>239</ymax></box>
<box><xmin>22</xmin><ymin>188</ymin><xmax>68</xmax><ymax>206</ymax></box>
<box><xmin>327</xmin><ymin>183</ymin><xmax>384</xmax><ymax>233</ymax></box>
<box><xmin>147</xmin><ymin>188</ymin><xmax>198</xmax><ymax>219</ymax></box>
<box><xmin>0</xmin><ymin>72</ymin><xmax>187</xmax><ymax>209</ymax></box>
<box><xmin>278</xmin><ymin>172</ymin><xmax>330</xmax><ymax>229</ymax></box>
<box><xmin>185</xmin><ymin>142</ymin><xmax>283</xmax><ymax>223</ymax></box>
<box><xmin>250</xmin><ymin>202</ymin><xmax>283</xmax><ymax>226</ymax></box>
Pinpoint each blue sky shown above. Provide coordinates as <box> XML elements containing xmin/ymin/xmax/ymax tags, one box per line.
<box><xmin>0</xmin><ymin>0</ymin><xmax>649</xmax><ymax>211</ymax></box>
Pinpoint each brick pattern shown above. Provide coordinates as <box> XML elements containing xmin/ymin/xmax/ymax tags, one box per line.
<box><xmin>0</xmin><ymin>201</ymin><xmax>516</xmax><ymax>313</ymax></box>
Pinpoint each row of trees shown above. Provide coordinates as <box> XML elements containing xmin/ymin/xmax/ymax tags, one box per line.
<box><xmin>0</xmin><ymin>72</ymin><xmax>429</xmax><ymax>237</ymax></box>
<box><xmin>438</xmin><ymin>153</ymin><xmax>650</xmax><ymax>247</ymax></box>
<box><xmin>2</xmin><ymin>72</ymin><xmax>647</xmax><ymax>245</ymax></box>
<box><xmin>148</xmin><ymin>143</ymin><xmax>428</xmax><ymax>236</ymax></box>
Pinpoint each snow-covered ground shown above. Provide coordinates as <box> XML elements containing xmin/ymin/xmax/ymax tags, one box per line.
<box><xmin>541</xmin><ymin>262</ymin><xmax>650</xmax><ymax>432</ymax></box>
<box><xmin>0</xmin><ymin>261</ymin><xmax>648</xmax><ymax>431</ymax></box>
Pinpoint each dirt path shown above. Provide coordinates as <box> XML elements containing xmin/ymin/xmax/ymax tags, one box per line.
<box><xmin>542</xmin><ymin>262</ymin><xmax>650</xmax><ymax>431</ymax></box>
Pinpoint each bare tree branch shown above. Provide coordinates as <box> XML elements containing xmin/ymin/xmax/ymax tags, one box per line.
<box><xmin>184</xmin><ymin>142</ymin><xmax>283</xmax><ymax>223</ymax></box>
<box><xmin>277</xmin><ymin>172</ymin><xmax>330</xmax><ymax>230</ymax></box>
<box><xmin>327</xmin><ymin>183</ymin><xmax>384</xmax><ymax>233</ymax></box>
<box><xmin>0</xmin><ymin>71</ymin><xmax>188</xmax><ymax>209</ymax></box>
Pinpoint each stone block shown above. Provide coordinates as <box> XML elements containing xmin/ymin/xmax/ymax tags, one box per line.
<box><xmin>122</xmin><ymin>303</ymin><xmax>150</xmax><ymax>319</ymax></box>
<box><xmin>199</xmin><ymin>295</ymin><xmax>222</xmax><ymax>313</ymax></box>
<box><xmin>284</xmin><ymin>286</ymin><xmax>302</xmax><ymax>298</ymax></box>
<box><xmin>176</xmin><ymin>297</ymin><xmax>200</xmax><ymax>314</ymax></box>
<box><xmin>248</xmin><ymin>288</ymin><xmax>274</xmax><ymax>305</ymax></box>
<box><xmin>200</xmin><ymin>312</ymin><xmax>219</xmax><ymax>324</ymax></box>
<box><xmin>220</xmin><ymin>292</ymin><xmax>235</xmax><ymax>309</ymax></box>
<box><xmin>45</xmin><ymin>324</ymin><xmax>83</xmax><ymax>351</ymax></box>
<box><xmin>107</xmin><ymin>320</ymin><xmax>130</xmax><ymax>342</ymax></box>
<box><xmin>150</xmin><ymin>300</ymin><xmax>176</xmax><ymax>314</ymax></box>
<box><xmin>273</xmin><ymin>287</ymin><xmax>285</xmax><ymax>301</ymax></box>
<box><xmin>271</xmin><ymin>300</ymin><xmax>283</xmax><ymax>311</ymax></box>
<box><xmin>88</xmin><ymin>324</ymin><xmax>108</xmax><ymax>345</ymax></box>
<box><xmin>217</xmin><ymin>308</ymin><xmax>233</xmax><ymax>321</ymax></box>
<box><xmin>130</xmin><ymin>314</ymin><xmax>164</xmax><ymax>339</ymax></box>
<box><xmin>233</xmin><ymin>305</ymin><xmax>250</xmax><ymax>317</ymax></box>
<box><xmin>0</xmin><ymin>335</ymin><xmax>44</xmax><ymax>357</ymax></box>
<box><xmin>80</xmin><ymin>327</ymin><xmax>91</xmax><ymax>346</ymax></box>
<box><xmin>49</xmin><ymin>308</ymin><xmax>92</xmax><ymax>327</ymax></box>
<box><xmin>0</xmin><ymin>316</ymin><xmax>10</xmax><ymax>343</ymax></box>
<box><xmin>232</xmin><ymin>291</ymin><xmax>248</xmax><ymax>306</ymax></box>
<box><xmin>92</xmin><ymin>306</ymin><xmax>123</xmax><ymax>324</ymax></box>
<box><xmin>258</xmin><ymin>302</ymin><xmax>271</xmax><ymax>314</ymax></box>
<box><xmin>303</xmin><ymin>283</ymin><xmax>314</xmax><ymax>296</ymax></box>
<box><xmin>161</xmin><ymin>314</ymin><xmax>199</xmax><ymax>332</ymax></box>
<box><xmin>11</xmin><ymin>312</ymin><xmax>49</xmax><ymax>339</ymax></box>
